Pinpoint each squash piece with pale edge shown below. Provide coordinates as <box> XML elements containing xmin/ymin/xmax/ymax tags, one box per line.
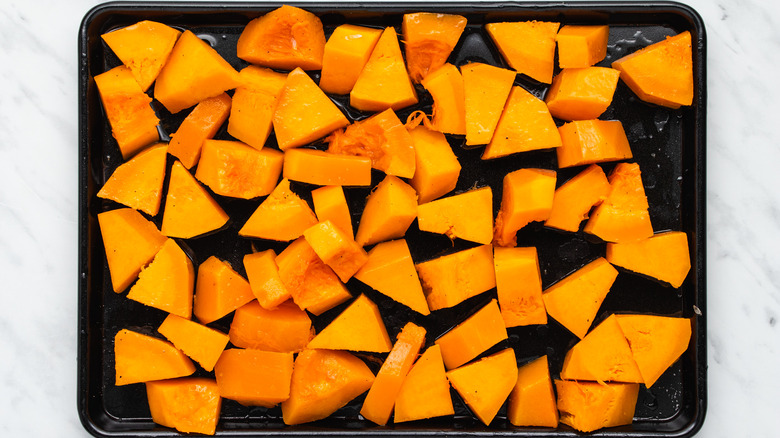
<box><xmin>307</xmin><ymin>294</ymin><xmax>392</xmax><ymax>353</ymax></box>
<box><xmin>355</xmin><ymin>175</ymin><xmax>418</xmax><ymax>247</ymax></box>
<box><xmin>486</xmin><ymin>21</ymin><xmax>560</xmax><ymax>83</ymax></box>
<box><xmin>354</xmin><ymin>239</ymin><xmax>430</xmax><ymax>316</ymax></box>
<box><xmin>283</xmin><ymin>149</ymin><xmax>373</xmax><ymax>187</ymax></box>
<box><xmin>417</xmin><ymin>187</ymin><xmax>493</xmax><ymax>245</ymax></box>
<box><xmin>483</xmin><ymin>86</ymin><xmax>562</xmax><ymax>160</ymax></box>
<box><xmin>320</xmin><ymin>25</ymin><xmax>383</xmax><ymax>95</ymax></box>
<box><xmin>97</xmin><ymin>143</ymin><xmax>167</xmax><ymax>216</ymax></box>
<box><xmin>584</xmin><ymin>162</ymin><xmax>653</xmax><ymax>243</ymax></box>
<box><xmin>447</xmin><ymin>349</ymin><xmax>518</xmax><ymax>426</ymax></box>
<box><xmin>114</xmin><ymin>329</ymin><xmax>195</xmax><ymax>386</ymax></box>
<box><xmin>421</xmin><ymin>63</ymin><xmax>466</xmax><ymax>135</ymax></box>
<box><xmin>312</xmin><ymin>186</ymin><xmax>354</xmax><ymax>236</ymax></box>
<box><xmin>195</xmin><ymin>139</ymin><xmax>284</xmax><ymax>199</ymax></box>
<box><xmin>229</xmin><ymin>300</ymin><xmax>313</xmax><ymax>352</ymax></box>
<box><xmin>98</xmin><ymin>208</ymin><xmax>167</xmax><ymax>293</ymax></box>
<box><xmin>545</xmin><ymin>67</ymin><xmax>621</xmax><ymax>121</ymax></box>
<box><xmin>555</xmin><ymin>380</ymin><xmax>639</xmax><ymax>433</ymax></box>
<box><xmin>557</xmin><ymin>120</ymin><xmax>633</xmax><ymax>168</ymax></box>
<box><xmin>162</xmin><ymin>161</ymin><xmax>229</xmax><ymax>239</ymax></box>
<box><xmin>243</xmin><ymin>250</ymin><xmax>290</xmax><ymax>309</ymax></box>
<box><xmin>493</xmin><ymin>168</ymin><xmax>557</xmax><ymax>247</ymax></box>
<box><xmin>416</xmin><ymin>244</ymin><xmax>496</xmax><ymax>311</ymax></box>
<box><xmin>607</xmin><ymin>231</ymin><xmax>691</xmax><ymax>288</ymax></box>
<box><xmin>276</xmin><ymin>237</ymin><xmax>352</xmax><ymax>315</ymax></box>
<box><xmin>155</xmin><ymin>30</ymin><xmax>240</xmax><ymax>114</ymax></box>
<box><xmin>612</xmin><ymin>31</ymin><xmax>694</xmax><ymax>109</ymax></box>
<box><xmin>402</xmin><ymin>12</ymin><xmax>467</xmax><ymax>83</ymax></box>
<box><xmin>237</xmin><ymin>5</ymin><xmax>325</xmax><ymax>70</ymax></box>
<box><xmin>193</xmin><ymin>256</ymin><xmax>255</xmax><ymax>324</ymax></box>
<box><xmin>282</xmin><ymin>349</ymin><xmax>375</xmax><ymax>425</ymax></box>
<box><xmin>127</xmin><ymin>238</ymin><xmax>194</xmax><ymax>319</ymax></box>
<box><xmin>273</xmin><ymin>68</ymin><xmax>349</xmax><ymax>150</ymax></box>
<box><xmin>94</xmin><ymin>66</ymin><xmax>160</xmax><ymax>159</ymax></box>
<box><xmin>435</xmin><ymin>299</ymin><xmax>508</xmax><ymax>370</ymax></box>
<box><xmin>556</xmin><ymin>25</ymin><xmax>610</xmax><ymax>68</ymax></box>
<box><xmin>327</xmin><ymin>108</ymin><xmax>416</xmax><ymax>178</ymax></box>
<box><xmin>158</xmin><ymin>314</ymin><xmax>230</xmax><ymax>372</ymax></box>
<box><xmin>615</xmin><ymin>315</ymin><xmax>692</xmax><ymax>387</ymax></box>
<box><xmin>494</xmin><ymin>247</ymin><xmax>547</xmax><ymax>327</ymax></box>
<box><xmin>146</xmin><ymin>378</ymin><xmax>221</xmax><ymax>436</ymax></box>
<box><xmin>394</xmin><ymin>345</ymin><xmax>455</xmax><ymax>422</ymax></box>
<box><xmin>508</xmin><ymin>356</ymin><xmax>558</xmax><ymax>427</ymax></box>
<box><xmin>351</xmin><ymin>27</ymin><xmax>418</xmax><ymax>112</ymax></box>
<box><xmin>239</xmin><ymin>178</ymin><xmax>319</xmax><ymax>242</ymax></box>
<box><xmin>168</xmin><ymin>93</ymin><xmax>232</xmax><ymax>169</ymax></box>
<box><xmin>542</xmin><ymin>257</ymin><xmax>618</xmax><ymax>339</ymax></box>
<box><xmin>304</xmin><ymin>220</ymin><xmax>368</xmax><ymax>282</ymax></box>
<box><xmin>545</xmin><ymin>164</ymin><xmax>611</xmax><ymax>232</ymax></box>
<box><xmin>361</xmin><ymin>323</ymin><xmax>426</xmax><ymax>425</ymax></box>
<box><xmin>228</xmin><ymin>67</ymin><xmax>288</xmax><ymax>150</ymax></box>
<box><xmin>461</xmin><ymin>62</ymin><xmax>516</xmax><ymax>146</ymax></box>
<box><xmin>408</xmin><ymin>125</ymin><xmax>461</xmax><ymax>204</ymax></box>
<box><xmin>215</xmin><ymin>349</ymin><xmax>294</xmax><ymax>407</ymax></box>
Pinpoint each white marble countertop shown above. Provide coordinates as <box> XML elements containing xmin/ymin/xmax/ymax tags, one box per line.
<box><xmin>0</xmin><ymin>0</ymin><xmax>777</xmax><ymax>436</ymax></box>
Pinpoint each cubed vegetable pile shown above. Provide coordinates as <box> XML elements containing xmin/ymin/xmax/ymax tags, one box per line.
<box><xmin>94</xmin><ymin>6</ymin><xmax>696</xmax><ymax>436</ymax></box>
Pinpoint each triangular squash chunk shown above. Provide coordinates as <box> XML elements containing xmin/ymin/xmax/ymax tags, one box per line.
<box><xmin>435</xmin><ymin>299</ymin><xmax>508</xmax><ymax>370</ymax></box>
<box><xmin>307</xmin><ymin>294</ymin><xmax>392</xmax><ymax>353</ymax></box>
<box><xmin>193</xmin><ymin>256</ymin><xmax>255</xmax><ymax>324</ymax></box>
<box><xmin>354</xmin><ymin>239</ymin><xmax>429</xmax><ymax>315</ymax></box>
<box><xmin>555</xmin><ymin>380</ymin><xmax>639</xmax><ymax>433</ymax></box>
<box><xmin>394</xmin><ymin>345</ymin><xmax>455</xmax><ymax>423</ymax></box>
<box><xmin>486</xmin><ymin>21</ymin><xmax>560</xmax><ymax>84</ymax></box>
<box><xmin>508</xmin><ymin>356</ymin><xmax>558</xmax><ymax>427</ymax></box>
<box><xmin>607</xmin><ymin>231</ymin><xmax>691</xmax><ymax>288</ymax></box>
<box><xmin>615</xmin><ymin>315</ymin><xmax>692</xmax><ymax>387</ymax></box>
<box><xmin>403</xmin><ymin>12</ymin><xmax>467</xmax><ymax>83</ymax></box>
<box><xmin>239</xmin><ymin>178</ymin><xmax>318</xmax><ymax>242</ymax></box>
<box><xmin>114</xmin><ymin>328</ymin><xmax>195</xmax><ymax>385</ymax></box>
<box><xmin>421</xmin><ymin>63</ymin><xmax>466</xmax><ymax>135</ymax></box>
<box><xmin>243</xmin><ymin>250</ymin><xmax>291</xmax><ymax>309</ymax></box>
<box><xmin>157</xmin><ymin>314</ymin><xmax>230</xmax><ymax>372</ymax></box>
<box><xmin>127</xmin><ymin>238</ymin><xmax>194</xmax><ymax>318</ymax></box>
<box><xmin>145</xmin><ymin>378</ymin><xmax>221</xmax><ymax>435</ymax></box>
<box><xmin>161</xmin><ymin>161</ymin><xmax>229</xmax><ymax>239</ymax></box>
<box><xmin>355</xmin><ymin>175</ymin><xmax>418</xmax><ymax>247</ymax></box>
<box><xmin>417</xmin><ymin>186</ymin><xmax>493</xmax><ymax>245</ymax></box>
<box><xmin>98</xmin><ymin>144</ymin><xmax>167</xmax><ymax>216</ymax></box>
<box><xmin>461</xmin><ymin>62</ymin><xmax>516</xmax><ymax>146</ymax></box>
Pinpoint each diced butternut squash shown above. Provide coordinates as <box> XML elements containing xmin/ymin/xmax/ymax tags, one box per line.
<box><xmin>237</xmin><ymin>64</ymin><xmax>288</xmax><ymax>93</ymax></box>
<box><xmin>545</xmin><ymin>164</ymin><xmax>611</xmax><ymax>232</ymax></box>
<box><xmin>417</xmin><ymin>187</ymin><xmax>493</xmax><ymax>245</ymax></box>
<box><xmin>416</xmin><ymin>244</ymin><xmax>496</xmax><ymax>311</ymax></box>
<box><xmin>193</xmin><ymin>256</ymin><xmax>255</xmax><ymax>324</ymax></box>
<box><xmin>493</xmin><ymin>168</ymin><xmax>557</xmax><ymax>247</ymax></box>
<box><xmin>555</xmin><ymin>380</ymin><xmax>639</xmax><ymax>433</ymax></box>
<box><xmin>542</xmin><ymin>257</ymin><xmax>618</xmax><ymax>339</ymax></box>
<box><xmin>273</xmin><ymin>68</ymin><xmax>349</xmax><ymax>150</ymax></box>
<box><xmin>161</xmin><ymin>161</ymin><xmax>229</xmax><ymax>239</ymax></box>
<box><xmin>361</xmin><ymin>323</ymin><xmax>426</xmax><ymax>425</ymax></box>
<box><xmin>612</xmin><ymin>31</ymin><xmax>694</xmax><ymax>108</ymax></box>
<box><xmin>320</xmin><ymin>24</ymin><xmax>383</xmax><ymax>94</ymax></box>
<box><xmin>228</xmin><ymin>67</ymin><xmax>288</xmax><ymax>150</ymax></box>
<box><xmin>615</xmin><ymin>315</ymin><xmax>692</xmax><ymax>387</ymax></box>
<box><xmin>101</xmin><ymin>20</ymin><xmax>181</xmax><ymax>91</ymax></box>
<box><xmin>435</xmin><ymin>299</ymin><xmax>508</xmax><ymax>369</ymax></box>
<box><xmin>584</xmin><ymin>162</ymin><xmax>654</xmax><ymax>243</ymax></box>
<box><xmin>98</xmin><ymin>208</ymin><xmax>167</xmax><ymax>293</ymax></box>
<box><xmin>304</xmin><ymin>220</ymin><xmax>368</xmax><ymax>282</ymax></box>
<box><xmin>239</xmin><ymin>178</ymin><xmax>319</xmax><ymax>241</ymax></box>
<box><xmin>157</xmin><ymin>314</ymin><xmax>230</xmax><ymax>372</ymax></box>
<box><xmin>607</xmin><ymin>231</ymin><xmax>691</xmax><ymax>288</ymax></box>
<box><xmin>307</xmin><ymin>294</ymin><xmax>392</xmax><ymax>353</ymax></box>
<box><xmin>556</xmin><ymin>25</ymin><xmax>610</xmax><ymax>68</ymax></box>
<box><xmin>276</xmin><ymin>237</ymin><xmax>352</xmax><ymax>315</ymax></box>
<box><xmin>229</xmin><ymin>300</ymin><xmax>313</xmax><ymax>352</ymax></box>
<box><xmin>421</xmin><ymin>63</ymin><xmax>466</xmax><ymax>135</ymax></box>
<box><xmin>94</xmin><ymin>66</ymin><xmax>160</xmax><ymax>159</ymax></box>
<box><xmin>327</xmin><ymin>108</ymin><xmax>416</xmax><ymax>178</ymax></box>
<box><xmin>483</xmin><ymin>86</ymin><xmax>562</xmax><ymax>160</ymax></box>
<box><xmin>486</xmin><ymin>21</ymin><xmax>560</xmax><ymax>83</ymax></box>
<box><xmin>236</xmin><ymin>5</ymin><xmax>325</xmax><ymax>70</ymax></box>
<box><xmin>127</xmin><ymin>238</ymin><xmax>194</xmax><ymax>318</ymax></box>
<box><xmin>146</xmin><ymin>378</ymin><xmax>221</xmax><ymax>435</ymax></box>
<box><xmin>282</xmin><ymin>349</ymin><xmax>375</xmax><ymax>425</ymax></box>
<box><xmin>283</xmin><ymin>149</ymin><xmax>372</xmax><ymax>187</ymax></box>
<box><xmin>545</xmin><ymin>67</ymin><xmax>621</xmax><ymax>121</ymax></box>
<box><xmin>394</xmin><ymin>345</ymin><xmax>455</xmax><ymax>422</ymax></box>
<box><xmin>114</xmin><ymin>328</ymin><xmax>195</xmax><ymax>385</ymax></box>
<box><xmin>214</xmin><ymin>349</ymin><xmax>294</xmax><ymax>407</ymax></box>
<box><xmin>311</xmin><ymin>186</ymin><xmax>353</xmax><ymax>236</ymax></box>
<box><xmin>194</xmin><ymin>139</ymin><xmax>283</xmax><ymax>199</ymax></box>
<box><xmin>155</xmin><ymin>30</ymin><xmax>240</xmax><ymax>114</ymax></box>
<box><xmin>508</xmin><ymin>356</ymin><xmax>558</xmax><ymax>427</ymax></box>
<box><xmin>97</xmin><ymin>143</ymin><xmax>167</xmax><ymax>216</ymax></box>
<box><xmin>402</xmin><ymin>12</ymin><xmax>467</xmax><ymax>83</ymax></box>
<box><xmin>355</xmin><ymin>175</ymin><xmax>418</xmax><ymax>247</ymax></box>
<box><xmin>494</xmin><ymin>247</ymin><xmax>547</xmax><ymax>327</ymax></box>
<box><xmin>461</xmin><ymin>62</ymin><xmax>516</xmax><ymax>146</ymax></box>
<box><xmin>168</xmin><ymin>93</ymin><xmax>232</xmax><ymax>169</ymax></box>
<box><xmin>354</xmin><ymin>239</ymin><xmax>429</xmax><ymax>315</ymax></box>
<box><xmin>243</xmin><ymin>250</ymin><xmax>290</xmax><ymax>309</ymax></box>
<box><xmin>351</xmin><ymin>27</ymin><xmax>418</xmax><ymax>112</ymax></box>
<box><xmin>560</xmin><ymin>314</ymin><xmax>644</xmax><ymax>383</ymax></box>
<box><xmin>557</xmin><ymin>120</ymin><xmax>633</xmax><ymax>168</ymax></box>
<box><xmin>408</xmin><ymin>125</ymin><xmax>461</xmax><ymax>204</ymax></box>
<box><xmin>446</xmin><ymin>348</ymin><xmax>518</xmax><ymax>426</ymax></box>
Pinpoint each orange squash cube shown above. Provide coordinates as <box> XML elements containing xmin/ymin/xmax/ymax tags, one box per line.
<box><xmin>303</xmin><ymin>220</ymin><xmax>368</xmax><ymax>282</ymax></box>
<box><xmin>157</xmin><ymin>314</ymin><xmax>229</xmax><ymax>372</ymax></box>
<box><xmin>229</xmin><ymin>300</ymin><xmax>313</xmax><ymax>353</ymax></box>
<box><xmin>168</xmin><ymin>93</ymin><xmax>232</xmax><ymax>169</ymax></box>
<box><xmin>194</xmin><ymin>139</ymin><xmax>283</xmax><ymax>199</ymax></box>
<box><xmin>555</xmin><ymin>380</ymin><xmax>639</xmax><ymax>433</ymax></box>
<box><xmin>508</xmin><ymin>356</ymin><xmax>558</xmax><ymax>427</ymax></box>
<box><xmin>493</xmin><ymin>168</ymin><xmax>557</xmax><ymax>247</ymax></box>
<box><xmin>146</xmin><ymin>378</ymin><xmax>221</xmax><ymax>435</ymax></box>
<box><xmin>114</xmin><ymin>329</ymin><xmax>195</xmax><ymax>385</ymax></box>
<box><xmin>615</xmin><ymin>315</ymin><xmax>692</xmax><ymax>387</ymax></box>
<box><xmin>355</xmin><ymin>175</ymin><xmax>418</xmax><ymax>247</ymax></box>
<box><xmin>557</xmin><ymin>120</ymin><xmax>633</xmax><ymax>168</ymax></box>
<box><xmin>97</xmin><ymin>143</ymin><xmax>167</xmax><ymax>216</ymax></box>
<box><xmin>546</xmin><ymin>67</ymin><xmax>621</xmax><ymax>121</ymax></box>
<box><xmin>461</xmin><ymin>62</ymin><xmax>516</xmax><ymax>146</ymax></box>
<box><xmin>193</xmin><ymin>256</ymin><xmax>255</xmax><ymax>324</ymax></box>
<box><xmin>127</xmin><ymin>238</ymin><xmax>194</xmax><ymax>319</ymax></box>
<box><xmin>307</xmin><ymin>294</ymin><xmax>392</xmax><ymax>353</ymax></box>
<box><xmin>239</xmin><ymin>178</ymin><xmax>319</xmax><ymax>242</ymax></box>
<box><xmin>311</xmin><ymin>186</ymin><xmax>354</xmax><ymax>236</ymax></box>
<box><xmin>161</xmin><ymin>161</ymin><xmax>229</xmax><ymax>239</ymax></box>
<box><xmin>421</xmin><ymin>63</ymin><xmax>466</xmax><ymax>135</ymax></box>
<box><xmin>403</xmin><ymin>12</ymin><xmax>467</xmax><ymax>83</ymax></box>
<box><xmin>435</xmin><ymin>299</ymin><xmax>508</xmax><ymax>369</ymax></box>
<box><xmin>408</xmin><ymin>125</ymin><xmax>461</xmax><ymax>204</ymax></box>
<box><xmin>319</xmin><ymin>24</ymin><xmax>383</xmax><ymax>95</ymax></box>
<box><xmin>283</xmin><ymin>149</ymin><xmax>373</xmax><ymax>187</ymax></box>
<box><xmin>227</xmin><ymin>66</ymin><xmax>288</xmax><ymax>150</ymax></box>
<box><xmin>606</xmin><ymin>231</ymin><xmax>691</xmax><ymax>288</ymax></box>
<box><xmin>494</xmin><ymin>247</ymin><xmax>547</xmax><ymax>327</ymax></box>
<box><xmin>394</xmin><ymin>345</ymin><xmax>455</xmax><ymax>422</ymax></box>
<box><xmin>214</xmin><ymin>349</ymin><xmax>294</xmax><ymax>407</ymax></box>
<box><xmin>545</xmin><ymin>164</ymin><xmax>611</xmax><ymax>232</ymax></box>
<box><xmin>486</xmin><ymin>21</ymin><xmax>560</xmax><ymax>83</ymax></box>
<box><xmin>243</xmin><ymin>250</ymin><xmax>290</xmax><ymax>309</ymax></box>
<box><xmin>556</xmin><ymin>25</ymin><xmax>610</xmax><ymax>68</ymax></box>
<box><xmin>417</xmin><ymin>186</ymin><xmax>493</xmax><ymax>245</ymax></box>
<box><xmin>415</xmin><ymin>244</ymin><xmax>496</xmax><ymax>311</ymax></box>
